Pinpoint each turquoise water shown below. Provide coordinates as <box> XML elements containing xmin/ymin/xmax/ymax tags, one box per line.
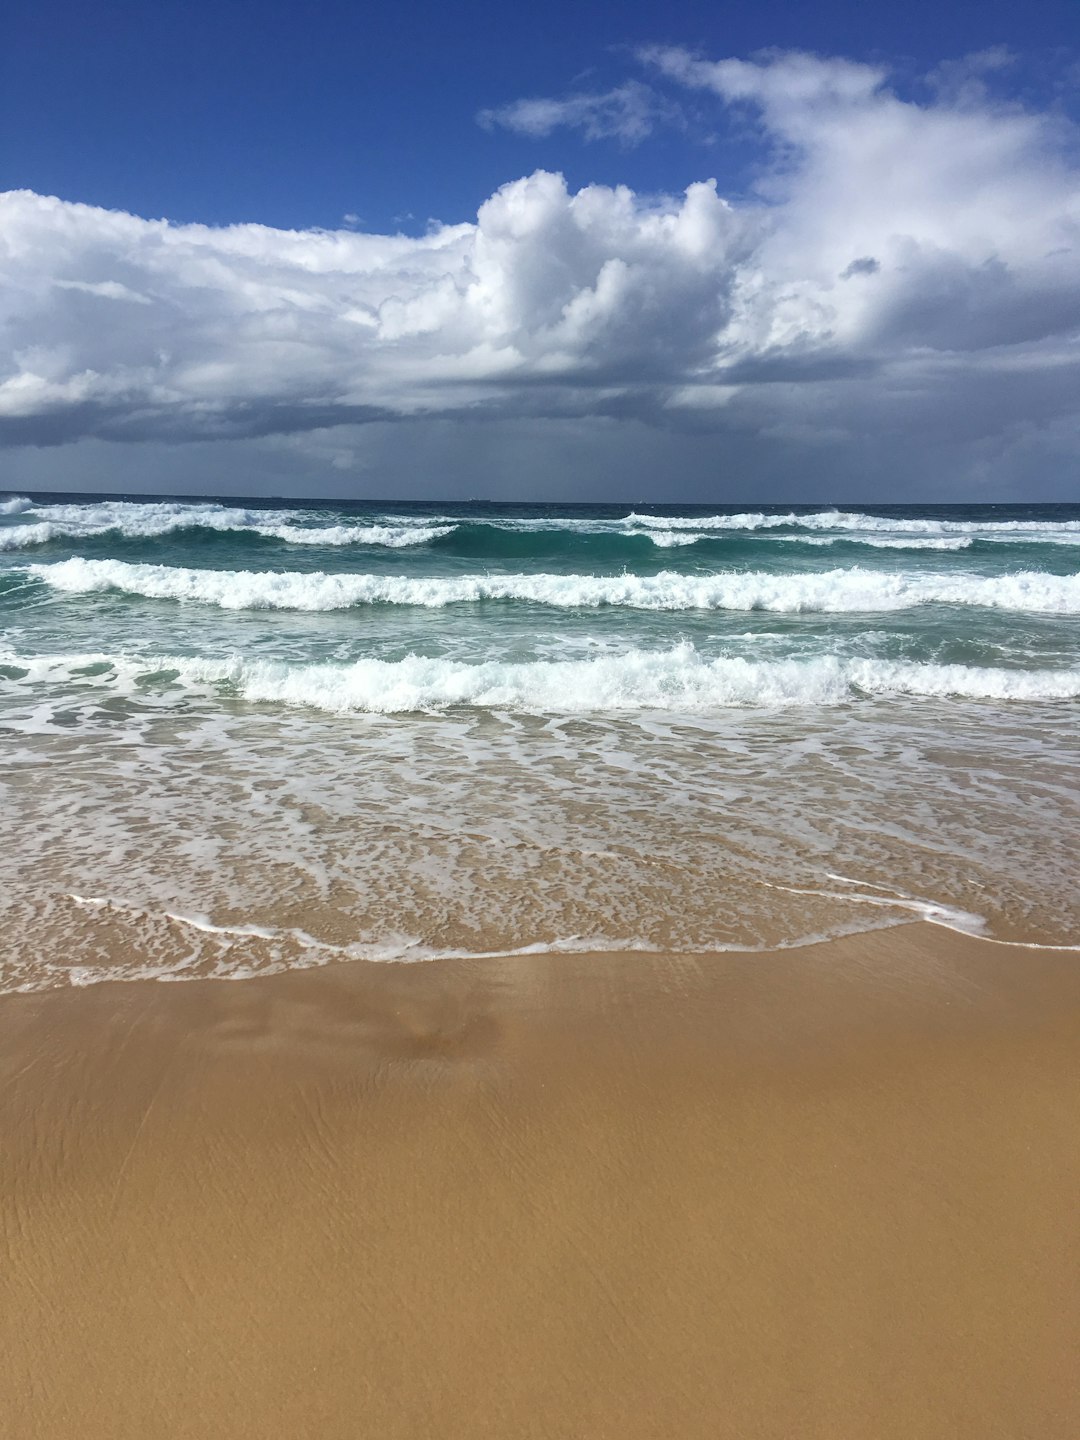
<box><xmin>2</xmin><ymin>492</ymin><xmax>1079</xmax><ymax>989</ymax></box>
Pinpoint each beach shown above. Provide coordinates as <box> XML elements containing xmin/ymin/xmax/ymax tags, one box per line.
<box><xmin>3</xmin><ymin>921</ymin><xmax>1078</xmax><ymax>1438</ymax></box>
<box><xmin>6</xmin><ymin>18</ymin><xmax>1080</xmax><ymax>1434</ymax></box>
<box><xmin>3</xmin><ymin>495</ymin><xmax>1079</xmax><ymax>1433</ymax></box>
<box><xmin>4</xmin><ymin>497</ymin><xmax>1080</xmax><ymax>969</ymax></box>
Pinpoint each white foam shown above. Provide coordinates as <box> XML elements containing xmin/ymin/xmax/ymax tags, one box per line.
<box><xmin>7</xmin><ymin>499</ymin><xmax>1080</xmax><ymax>548</ymax></box>
<box><xmin>0</xmin><ymin>521</ymin><xmax>62</xmax><ymax>550</ymax></box>
<box><xmin>633</xmin><ymin>529</ymin><xmax>707</xmax><ymax>548</ymax></box>
<box><xmin>0</xmin><ymin>891</ymin><xmax>675</xmax><ymax>994</ymax></box>
<box><xmin>5</xmin><ymin>498</ymin><xmax>1080</xmax><ymax>554</ymax></box>
<box><xmin>623</xmin><ymin>508</ymin><xmax>1080</xmax><ymax>540</ymax></box>
<box><xmin>27</xmin><ymin>556</ymin><xmax>1080</xmax><ymax>616</ymax></box>
<box><xmin>163</xmin><ymin>911</ymin><xmax>279</xmax><ymax>939</ymax></box>
<box><xmin>782</xmin><ymin>535</ymin><xmax>973</xmax><ymax>551</ymax></box>
<box><xmin>765</xmin><ymin>877</ymin><xmax>988</xmax><ymax>935</ymax></box>
<box><xmin>0</xmin><ymin>499</ymin><xmax>451</xmax><ymax>548</ymax></box>
<box><xmin>5</xmin><ymin>645</ymin><xmax>1080</xmax><ymax>714</ymax></box>
<box><xmin>256</xmin><ymin>522</ymin><xmax>452</xmax><ymax>547</ymax></box>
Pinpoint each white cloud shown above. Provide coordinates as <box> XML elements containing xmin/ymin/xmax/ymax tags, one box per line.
<box><xmin>0</xmin><ymin>173</ymin><xmax>747</xmax><ymax>443</ymax></box>
<box><xmin>477</xmin><ymin>81</ymin><xmax>669</xmax><ymax>145</ymax></box>
<box><xmin>52</xmin><ymin>278</ymin><xmax>152</xmax><ymax>304</ymax></box>
<box><xmin>643</xmin><ymin>47</ymin><xmax>1080</xmax><ymax>363</ymax></box>
<box><xmin>3</xmin><ymin>49</ymin><xmax>1080</xmax><ymax>497</ymax></box>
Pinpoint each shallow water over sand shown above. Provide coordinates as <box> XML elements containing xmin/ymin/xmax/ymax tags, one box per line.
<box><xmin>3</xmin><ymin>494</ymin><xmax>1079</xmax><ymax>989</ymax></box>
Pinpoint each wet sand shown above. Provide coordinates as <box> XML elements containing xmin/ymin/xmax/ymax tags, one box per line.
<box><xmin>2</xmin><ymin>923</ymin><xmax>1079</xmax><ymax>1438</ymax></box>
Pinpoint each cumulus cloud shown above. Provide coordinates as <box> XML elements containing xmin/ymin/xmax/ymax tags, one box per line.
<box><xmin>643</xmin><ymin>48</ymin><xmax>1080</xmax><ymax>362</ymax></box>
<box><xmin>0</xmin><ymin>173</ymin><xmax>748</xmax><ymax>445</ymax></box>
<box><xmin>477</xmin><ymin>81</ymin><xmax>671</xmax><ymax>145</ymax></box>
<box><xmin>3</xmin><ymin>48</ymin><xmax>1080</xmax><ymax>498</ymax></box>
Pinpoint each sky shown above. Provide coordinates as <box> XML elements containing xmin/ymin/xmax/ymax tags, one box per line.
<box><xmin>2</xmin><ymin>0</ymin><xmax>1080</xmax><ymax>501</ymax></box>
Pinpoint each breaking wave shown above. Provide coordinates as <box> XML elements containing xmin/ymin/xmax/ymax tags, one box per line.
<box><xmin>27</xmin><ymin>556</ymin><xmax>1080</xmax><ymax>615</ymax></box>
<box><xmin>623</xmin><ymin>508</ymin><xmax>1080</xmax><ymax>540</ymax></box>
<box><xmin>0</xmin><ymin>500</ymin><xmax>451</xmax><ymax>549</ymax></box>
<box><xmin>4</xmin><ymin>645</ymin><xmax>1079</xmax><ymax>714</ymax></box>
<box><xmin>783</xmin><ymin>535</ymin><xmax>973</xmax><ymax>551</ymax></box>
<box><xmin>5</xmin><ymin>499</ymin><xmax>1080</xmax><ymax>558</ymax></box>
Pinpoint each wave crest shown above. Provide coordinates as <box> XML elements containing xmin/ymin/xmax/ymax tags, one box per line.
<box><xmin>6</xmin><ymin>500</ymin><xmax>1080</xmax><ymax>554</ymax></box>
<box><xmin>0</xmin><ymin>500</ymin><xmax>451</xmax><ymax>549</ymax></box>
<box><xmin>27</xmin><ymin>557</ymin><xmax>1080</xmax><ymax>615</ymax></box>
<box><xmin>4</xmin><ymin>646</ymin><xmax>1079</xmax><ymax>714</ymax></box>
<box><xmin>623</xmin><ymin>508</ymin><xmax>1080</xmax><ymax>539</ymax></box>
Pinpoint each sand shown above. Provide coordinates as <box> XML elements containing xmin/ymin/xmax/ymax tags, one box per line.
<box><xmin>2</xmin><ymin>922</ymin><xmax>1079</xmax><ymax>1438</ymax></box>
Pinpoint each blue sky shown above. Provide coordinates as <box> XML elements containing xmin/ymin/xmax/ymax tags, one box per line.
<box><xmin>2</xmin><ymin>1</ymin><xmax>1080</xmax><ymax>499</ymax></box>
<box><xmin>5</xmin><ymin>0</ymin><xmax>1077</xmax><ymax>230</ymax></box>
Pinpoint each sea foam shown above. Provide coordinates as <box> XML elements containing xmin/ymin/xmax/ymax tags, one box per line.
<box><xmin>623</xmin><ymin>508</ymin><xmax>1080</xmax><ymax>539</ymax></box>
<box><xmin>0</xmin><ymin>500</ymin><xmax>450</xmax><ymax>549</ymax></box>
<box><xmin>5</xmin><ymin>646</ymin><xmax>1080</xmax><ymax>714</ymax></box>
<box><xmin>6</xmin><ymin>499</ymin><xmax>1080</xmax><ymax>552</ymax></box>
<box><xmin>27</xmin><ymin>557</ymin><xmax>1080</xmax><ymax>615</ymax></box>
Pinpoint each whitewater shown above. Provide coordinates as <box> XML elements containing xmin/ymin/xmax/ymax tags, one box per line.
<box><xmin>24</xmin><ymin>555</ymin><xmax>1080</xmax><ymax>614</ymax></box>
<box><xmin>2</xmin><ymin>491</ymin><xmax>1078</xmax><ymax>989</ymax></box>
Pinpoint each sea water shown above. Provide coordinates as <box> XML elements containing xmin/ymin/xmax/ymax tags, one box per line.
<box><xmin>1</xmin><ymin>492</ymin><xmax>1078</xmax><ymax>991</ymax></box>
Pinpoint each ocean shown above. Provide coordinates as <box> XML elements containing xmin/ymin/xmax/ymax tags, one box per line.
<box><xmin>2</xmin><ymin>491</ymin><xmax>1078</xmax><ymax>991</ymax></box>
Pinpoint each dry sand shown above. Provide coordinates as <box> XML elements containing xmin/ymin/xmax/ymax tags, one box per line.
<box><xmin>2</xmin><ymin>922</ymin><xmax>1079</xmax><ymax>1438</ymax></box>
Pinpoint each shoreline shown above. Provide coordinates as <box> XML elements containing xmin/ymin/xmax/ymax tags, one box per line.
<box><xmin>3</xmin><ymin>921</ymin><xmax>1079</xmax><ymax>1437</ymax></box>
<box><xmin>10</xmin><ymin>895</ymin><xmax>1080</xmax><ymax>1001</ymax></box>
